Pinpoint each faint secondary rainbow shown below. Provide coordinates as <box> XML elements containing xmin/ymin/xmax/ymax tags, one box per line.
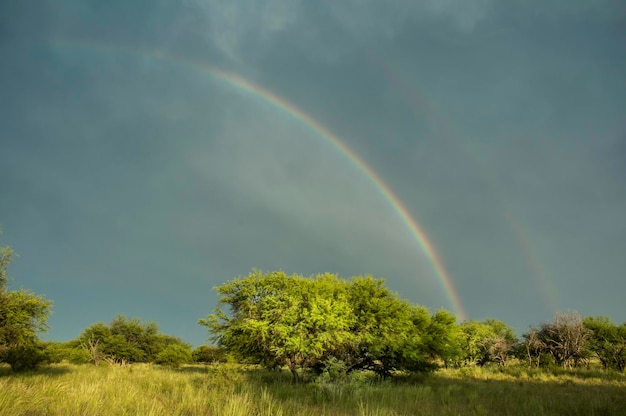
<box><xmin>51</xmin><ymin>39</ymin><xmax>467</xmax><ymax>320</ymax></box>
<box><xmin>370</xmin><ymin>51</ymin><xmax>560</xmax><ymax>313</ymax></box>
<box><xmin>505</xmin><ymin>212</ymin><xmax>560</xmax><ymax>313</ymax></box>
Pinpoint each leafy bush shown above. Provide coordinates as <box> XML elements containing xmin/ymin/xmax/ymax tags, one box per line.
<box><xmin>192</xmin><ymin>345</ymin><xmax>227</xmax><ymax>364</ymax></box>
<box><xmin>155</xmin><ymin>344</ymin><xmax>192</xmax><ymax>368</ymax></box>
<box><xmin>5</xmin><ymin>343</ymin><xmax>46</xmax><ymax>371</ymax></box>
<box><xmin>315</xmin><ymin>357</ymin><xmax>349</xmax><ymax>384</ymax></box>
<box><xmin>67</xmin><ymin>347</ymin><xmax>92</xmax><ymax>364</ymax></box>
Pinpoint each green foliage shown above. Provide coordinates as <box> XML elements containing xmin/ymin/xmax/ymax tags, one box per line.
<box><xmin>584</xmin><ymin>316</ymin><xmax>626</xmax><ymax>371</ymax></box>
<box><xmin>423</xmin><ymin>309</ymin><xmax>464</xmax><ymax>366</ymax></box>
<box><xmin>4</xmin><ymin>342</ymin><xmax>46</xmax><ymax>371</ymax></box>
<box><xmin>77</xmin><ymin>316</ymin><xmax>189</xmax><ymax>365</ymax></box>
<box><xmin>460</xmin><ymin>319</ymin><xmax>518</xmax><ymax>366</ymax></box>
<box><xmin>200</xmin><ymin>270</ymin><xmax>459</xmax><ymax>381</ymax></box>
<box><xmin>343</xmin><ymin>276</ymin><xmax>433</xmax><ymax>377</ymax></box>
<box><xmin>0</xmin><ymin>290</ymin><xmax>51</xmax><ymax>351</ymax></box>
<box><xmin>39</xmin><ymin>341</ymin><xmax>68</xmax><ymax>364</ymax></box>
<box><xmin>40</xmin><ymin>341</ymin><xmax>92</xmax><ymax>365</ymax></box>
<box><xmin>0</xmin><ymin>231</ymin><xmax>52</xmax><ymax>371</ymax></box>
<box><xmin>155</xmin><ymin>344</ymin><xmax>192</xmax><ymax>368</ymax></box>
<box><xmin>200</xmin><ymin>271</ymin><xmax>356</xmax><ymax>382</ymax></box>
<box><xmin>192</xmin><ymin>345</ymin><xmax>227</xmax><ymax>364</ymax></box>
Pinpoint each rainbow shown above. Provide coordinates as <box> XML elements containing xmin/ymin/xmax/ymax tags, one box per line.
<box><xmin>51</xmin><ymin>39</ymin><xmax>468</xmax><ymax>320</ymax></box>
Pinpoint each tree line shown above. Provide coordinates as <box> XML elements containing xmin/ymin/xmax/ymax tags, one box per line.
<box><xmin>201</xmin><ymin>270</ymin><xmax>626</xmax><ymax>381</ymax></box>
<box><xmin>41</xmin><ymin>315</ymin><xmax>225</xmax><ymax>368</ymax></box>
<box><xmin>1</xmin><ymin>232</ymin><xmax>625</xmax><ymax>375</ymax></box>
<box><xmin>0</xmin><ymin>231</ymin><xmax>223</xmax><ymax>370</ymax></box>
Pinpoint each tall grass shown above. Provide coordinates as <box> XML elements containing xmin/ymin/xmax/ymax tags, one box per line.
<box><xmin>0</xmin><ymin>363</ymin><xmax>624</xmax><ymax>415</ymax></box>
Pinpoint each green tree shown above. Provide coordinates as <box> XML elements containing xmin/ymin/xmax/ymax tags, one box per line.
<box><xmin>108</xmin><ymin>315</ymin><xmax>158</xmax><ymax>362</ymax></box>
<box><xmin>78</xmin><ymin>316</ymin><xmax>188</xmax><ymax>365</ymax></box>
<box><xmin>423</xmin><ymin>309</ymin><xmax>464</xmax><ymax>367</ymax></box>
<box><xmin>343</xmin><ymin>276</ymin><xmax>433</xmax><ymax>377</ymax></box>
<box><xmin>0</xmin><ymin>231</ymin><xmax>52</xmax><ymax>371</ymax></box>
<box><xmin>460</xmin><ymin>319</ymin><xmax>517</xmax><ymax>366</ymax></box>
<box><xmin>584</xmin><ymin>316</ymin><xmax>626</xmax><ymax>371</ymax></box>
<box><xmin>79</xmin><ymin>322</ymin><xmax>113</xmax><ymax>365</ymax></box>
<box><xmin>155</xmin><ymin>344</ymin><xmax>192</xmax><ymax>368</ymax></box>
<box><xmin>460</xmin><ymin>320</ymin><xmax>493</xmax><ymax>365</ymax></box>
<box><xmin>41</xmin><ymin>340</ymin><xmax>91</xmax><ymax>364</ymax></box>
<box><xmin>201</xmin><ymin>271</ymin><xmax>446</xmax><ymax>380</ymax></box>
<box><xmin>483</xmin><ymin>319</ymin><xmax>518</xmax><ymax>366</ymax></box>
<box><xmin>192</xmin><ymin>345</ymin><xmax>227</xmax><ymax>364</ymax></box>
<box><xmin>200</xmin><ymin>270</ymin><xmax>355</xmax><ymax>382</ymax></box>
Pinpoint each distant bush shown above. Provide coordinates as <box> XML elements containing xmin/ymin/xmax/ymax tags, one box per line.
<box><xmin>67</xmin><ymin>347</ymin><xmax>92</xmax><ymax>364</ymax></box>
<box><xmin>156</xmin><ymin>344</ymin><xmax>192</xmax><ymax>368</ymax></box>
<box><xmin>192</xmin><ymin>345</ymin><xmax>227</xmax><ymax>364</ymax></box>
<box><xmin>76</xmin><ymin>316</ymin><xmax>191</xmax><ymax>365</ymax></box>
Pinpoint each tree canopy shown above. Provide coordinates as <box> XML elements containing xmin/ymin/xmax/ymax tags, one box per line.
<box><xmin>77</xmin><ymin>315</ymin><xmax>191</xmax><ymax>365</ymax></box>
<box><xmin>583</xmin><ymin>316</ymin><xmax>626</xmax><ymax>371</ymax></box>
<box><xmin>0</xmin><ymin>230</ymin><xmax>52</xmax><ymax>371</ymax></box>
<box><xmin>200</xmin><ymin>270</ymin><xmax>461</xmax><ymax>381</ymax></box>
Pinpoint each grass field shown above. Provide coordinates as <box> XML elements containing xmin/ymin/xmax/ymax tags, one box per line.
<box><xmin>1</xmin><ymin>363</ymin><xmax>625</xmax><ymax>415</ymax></box>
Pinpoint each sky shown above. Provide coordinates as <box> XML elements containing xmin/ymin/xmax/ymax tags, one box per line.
<box><xmin>1</xmin><ymin>0</ymin><xmax>625</xmax><ymax>347</ymax></box>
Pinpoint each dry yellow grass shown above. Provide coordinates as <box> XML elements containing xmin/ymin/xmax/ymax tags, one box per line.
<box><xmin>0</xmin><ymin>363</ymin><xmax>624</xmax><ymax>415</ymax></box>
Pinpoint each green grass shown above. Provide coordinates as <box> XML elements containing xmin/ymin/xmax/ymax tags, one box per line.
<box><xmin>0</xmin><ymin>363</ymin><xmax>625</xmax><ymax>415</ymax></box>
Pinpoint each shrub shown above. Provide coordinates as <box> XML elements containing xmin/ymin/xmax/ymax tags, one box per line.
<box><xmin>155</xmin><ymin>344</ymin><xmax>192</xmax><ymax>368</ymax></box>
<box><xmin>5</xmin><ymin>343</ymin><xmax>46</xmax><ymax>372</ymax></box>
<box><xmin>192</xmin><ymin>345</ymin><xmax>227</xmax><ymax>364</ymax></box>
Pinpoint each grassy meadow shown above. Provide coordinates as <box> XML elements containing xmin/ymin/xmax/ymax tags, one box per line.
<box><xmin>1</xmin><ymin>363</ymin><xmax>625</xmax><ymax>415</ymax></box>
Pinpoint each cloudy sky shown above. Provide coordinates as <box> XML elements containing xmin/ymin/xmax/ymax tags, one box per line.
<box><xmin>1</xmin><ymin>0</ymin><xmax>624</xmax><ymax>346</ymax></box>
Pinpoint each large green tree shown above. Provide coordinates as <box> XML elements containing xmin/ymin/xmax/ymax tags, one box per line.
<box><xmin>200</xmin><ymin>271</ymin><xmax>354</xmax><ymax>382</ymax></box>
<box><xmin>0</xmin><ymin>230</ymin><xmax>52</xmax><ymax>371</ymax></box>
<box><xmin>201</xmin><ymin>271</ymin><xmax>457</xmax><ymax>380</ymax></box>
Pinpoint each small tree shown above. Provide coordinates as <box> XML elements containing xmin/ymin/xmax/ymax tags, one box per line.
<box><xmin>459</xmin><ymin>319</ymin><xmax>517</xmax><ymax>366</ymax></box>
<box><xmin>193</xmin><ymin>345</ymin><xmax>227</xmax><ymax>364</ymax></box>
<box><xmin>156</xmin><ymin>344</ymin><xmax>192</xmax><ymax>368</ymax></box>
<box><xmin>584</xmin><ymin>316</ymin><xmax>626</xmax><ymax>371</ymax></box>
<box><xmin>81</xmin><ymin>334</ymin><xmax>103</xmax><ymax>366</ymax></box>
<box><xmin>523</xmin><ymin>326</ymin><xmax>545</xmax><ymax>368</ymax></box>
<box><xmin>537</xmin><ymin>312</ymin><xmax>590</xmax><ymax>368</ymax></box>
<box><xmin>0</xmin><ymin>231</ymin><xmax>52</xmax><ymax>371</ymax></box>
